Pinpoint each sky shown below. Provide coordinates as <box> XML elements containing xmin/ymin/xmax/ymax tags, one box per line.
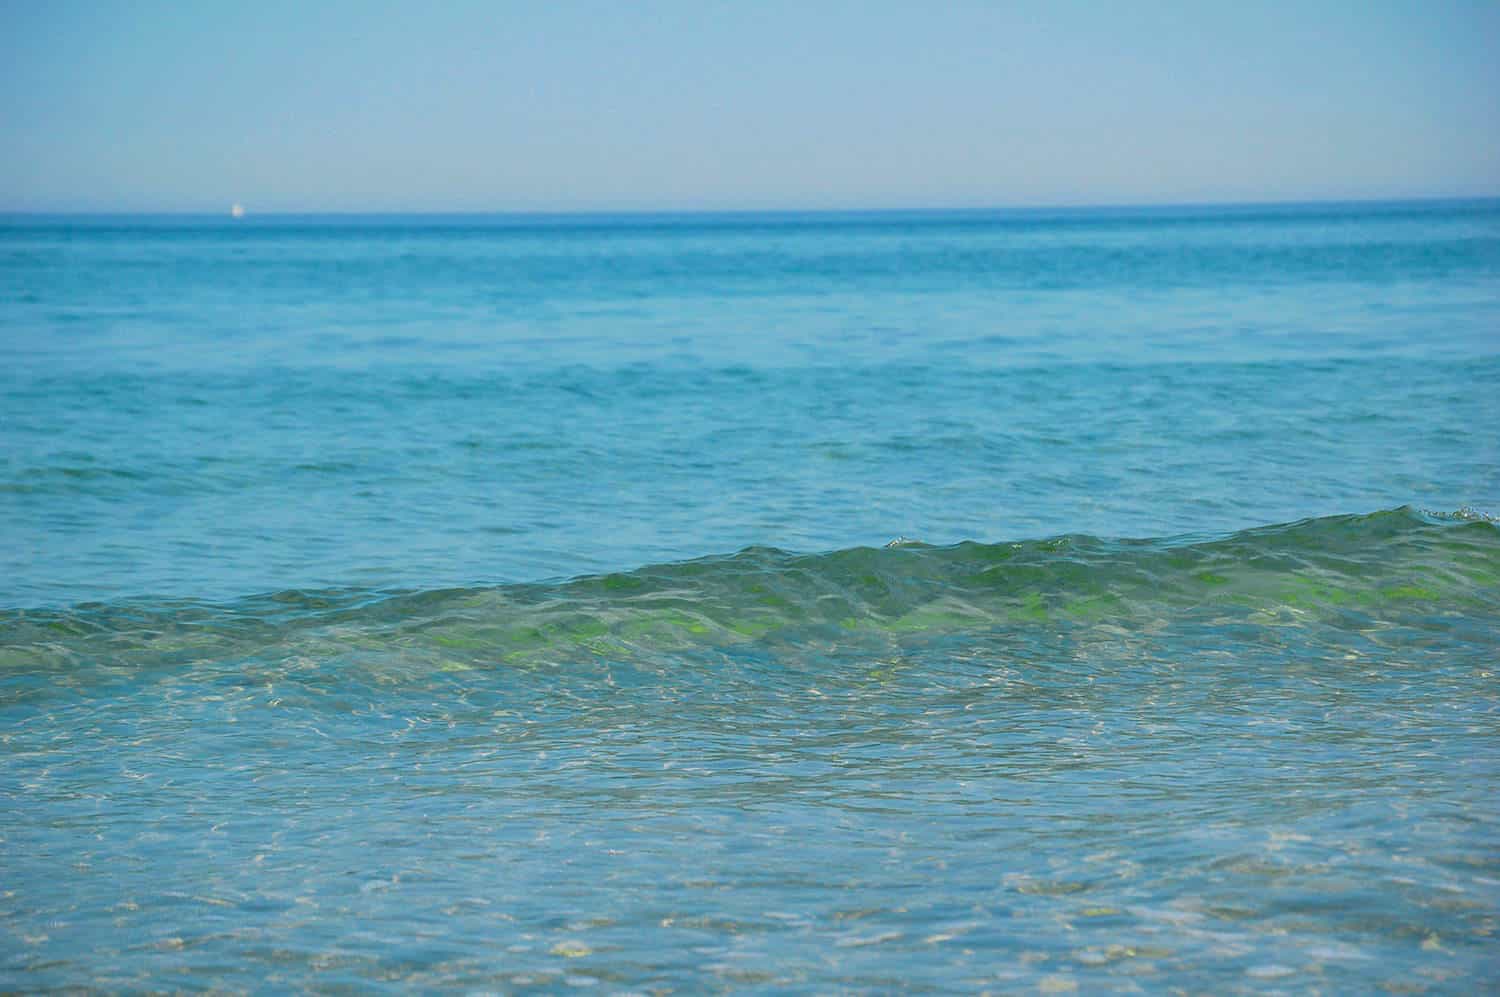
<box><xmin>1</xmin><ymin>0</ymin><xmax>1497</xmax><ymax>213</ymax></box>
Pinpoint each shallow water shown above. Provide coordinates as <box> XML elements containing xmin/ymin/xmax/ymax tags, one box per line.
<box><xmin>2</xmin><ymin>202</ymin><xmax>1499</xmax><ymax>991</ymax></box>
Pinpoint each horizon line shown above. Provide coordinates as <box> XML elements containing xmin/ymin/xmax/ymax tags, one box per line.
<box><xmin>3</xmin><ymin>194</ymin><xmax>1499</xmax><ymax>220</ymax></box>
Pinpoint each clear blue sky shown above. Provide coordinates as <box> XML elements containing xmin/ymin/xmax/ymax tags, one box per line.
<box><xmin>2</xmin><ymin>0</ymin><xmax>1497</xmax><ymax>212</ymax></box>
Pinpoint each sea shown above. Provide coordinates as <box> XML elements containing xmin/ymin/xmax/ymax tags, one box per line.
<box><xmin>2</xmin><ymin>201</ymin><xmax>1498</xmax><ymax>992</ymax></box>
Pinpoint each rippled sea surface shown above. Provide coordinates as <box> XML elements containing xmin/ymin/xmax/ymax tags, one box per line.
<box><xmin>3</xmin><ymin>203</ymin><xmax>1499</xmax><ymax>991</ymax></box>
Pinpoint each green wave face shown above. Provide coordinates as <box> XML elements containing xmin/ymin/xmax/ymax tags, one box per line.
<box><xmin>3</xmin><ymin>507</ymin><xmax>1496</xmax><ymax>683</ymax></box>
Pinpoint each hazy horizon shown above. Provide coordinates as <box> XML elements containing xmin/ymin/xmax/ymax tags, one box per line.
<box><xmin>5</xmin><ymin>194</ymin><xmax>1500</xmax><ymax>222</ymax></box>
<box><xmin>3</xmin><ymin>1</ymin><xmax>1498</xmax><ymax>213</ymax></box>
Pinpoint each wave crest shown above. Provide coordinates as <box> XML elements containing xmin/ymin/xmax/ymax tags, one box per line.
<box><xmin>2</xmin><ymin>507</ymin><xmax>1496</xmax><ymax>676</ymax></box>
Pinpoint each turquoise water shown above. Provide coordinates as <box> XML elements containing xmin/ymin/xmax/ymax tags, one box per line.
<box><xmin>3</xmin><ymin>202</ymin><xmax>1499</xmax><ymax>991</ymax></box>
